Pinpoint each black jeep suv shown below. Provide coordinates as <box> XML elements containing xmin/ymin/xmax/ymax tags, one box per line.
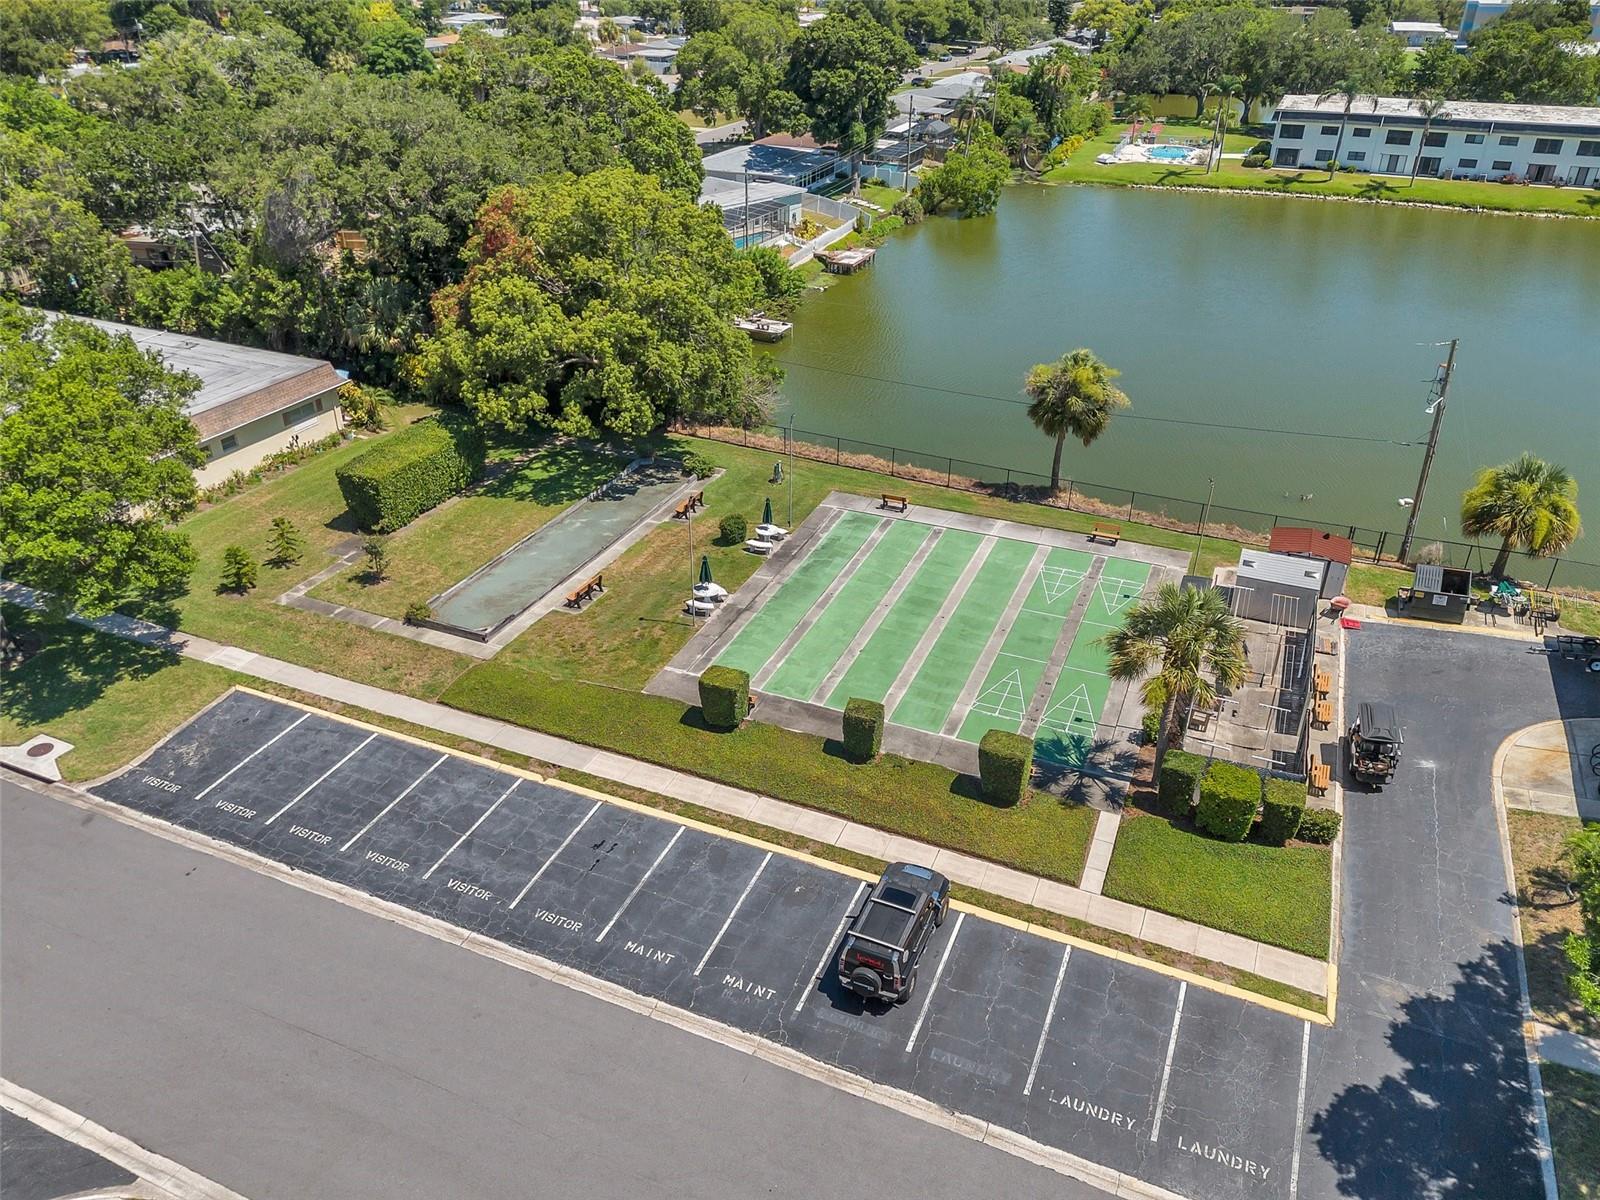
<box><xmin>837</xmin><ymin>863</ymin><xmax>949</xmax><ymax>1004</ymax></box>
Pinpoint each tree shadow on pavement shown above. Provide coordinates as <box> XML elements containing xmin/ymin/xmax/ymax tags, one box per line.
<box><xmin>1310</xmin><ymin>941</ymin><xmax>1546</xmax><ymax>1199</ymax></box>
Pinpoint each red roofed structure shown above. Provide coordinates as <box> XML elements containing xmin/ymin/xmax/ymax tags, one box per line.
<box><xmin>1269</xmin><ymin>526</ymin><xmax>1354</xmax><ymax>565</ymax></box>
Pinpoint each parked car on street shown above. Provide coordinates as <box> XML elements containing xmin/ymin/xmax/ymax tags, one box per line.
<box><xmin>837</xmin><ymin>863</ymin><xmax>949</xmax><ymax>1004</ymax></box>
<box><xmin>1347</xmin><ymin>700</ymin><xmax>1402</xmax><ymax>786</ymax></box>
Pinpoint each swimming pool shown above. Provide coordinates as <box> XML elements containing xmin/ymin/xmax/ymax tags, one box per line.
<box><xmin>1148</xmin><ymin>145</ymin><xmax>1194</xmax><ymax>162</ymax></box>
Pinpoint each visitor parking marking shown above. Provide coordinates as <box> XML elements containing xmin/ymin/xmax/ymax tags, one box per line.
<box><xmin>195</xmin><ymin>713</ymin><xmax>308</xmax><ymax>801</ymax></box>
<box><xmin>339</xmin><ymin>754</ymin><xmax>447</xmax><ymax>852</ymax></box>
<box><xmin>263</xmin><ymin>733</ymin><xmax>375</xmax><ymax>825</ymax></box>
<box><xmin>423</xmin><ymin>779</ymin><xmax>519</xmax><ymax>879</ymax></box>
<box><xmin>508</xmin><ymin>800</ymin><xmax>602</xmax><ymax>910</ymax></box>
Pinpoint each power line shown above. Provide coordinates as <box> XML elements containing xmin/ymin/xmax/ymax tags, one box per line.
<box><xmin>777</xmin><ymin>356</ymin><xmax>1426</xmax><ymax>447</ymax></box>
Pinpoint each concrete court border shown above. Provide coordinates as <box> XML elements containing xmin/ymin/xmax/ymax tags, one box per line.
<box><xmin>647</xmin><ymin>493</ymin><xmax>1188</xmax><ymax>779</ymax></box>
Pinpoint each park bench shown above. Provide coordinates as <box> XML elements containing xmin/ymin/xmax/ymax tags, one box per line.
<box><xmin>564</xmin><ymin>573</ymin><xmax>604</xmax><ymax>609</ymax></box>
<box><xmin>1309</xmin><ymin>760</ymin><xmax>1332</xmax><ymax>796</ymax></box>
<box><xmin>672</xmin><ymin>491</ymin><xmax>705</xmax><ymax>519</ymax></box>
<box><xmin>1312</xmin><ymin>698</ymin><xmax>1333</xmax><ymax>729</ymax></box>
<box><xmin>880</xmin><ymin>493</ymin><xmax>909</xmax><ymax>513</ymax></box>
<box><xmin>745</xmin><ymin>538</ymin><xmax>775</xmax><ymax>554</ymax></box>
<box><xmin>1313</xmin><ymin>667</ymin><xmax>1331</xmax><ymax>697</ymax></box>
<box><xmin>1089</xmin><ymin>521</ymin><xmax>1121</xmax><ymax>546</ymax></box>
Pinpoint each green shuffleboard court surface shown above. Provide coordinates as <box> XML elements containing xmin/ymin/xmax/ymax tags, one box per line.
<box><xmin>1034</xmin><ymin>559</ymin><xmax>1151</xmax><ymax>768</ymax></box>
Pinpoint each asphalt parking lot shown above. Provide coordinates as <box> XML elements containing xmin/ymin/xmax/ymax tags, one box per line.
<box><xmin>95</xmin><ymin>688</ymin><xmax>1315</xmax><ymax>1199</ymax></box>
<box><xmin>0</xmin><ymin>1109</ymin><xmax>136</xmax><ymax>1200</ymax></box>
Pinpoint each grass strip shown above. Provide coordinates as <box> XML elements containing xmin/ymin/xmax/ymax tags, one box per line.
<box><xmin>1103</xmin><ymin>808</ymin><xmax>1333</xmax><ymax>960</ymax></box>
<box><xmin>1545</xmin><ymin>1064</ymin><xmax>1600</xmax><ymax>1200</ymax></box>
<box><xmin>1506</xmin><ymin>809</ymin><xmax>1600</xmax><ymax>1037</ymax></box>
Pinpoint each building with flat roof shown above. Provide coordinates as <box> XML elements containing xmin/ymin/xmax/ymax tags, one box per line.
<box><xmin>1389</xmin><ymin>19</ymin><xmax>1453</xmax><ymax>45</ymax></box>
<box><xmin>54</xmin><ymin>314</ymin><xmax>346</xmax><ymax>487</ymax></box>
<box><xmin>1270</xmin><ymin>94</ymin><xmax>1600</xmax><ymax>184</ymax></box>
<box><xmin>701</xmin><ymin>133</ymin><xmax>848</xmax><ymax>190</ymax></box>
<box><xmin>699</xmin><ymin>177</ymin><xmax>805</xmax><ymax>246</ymax></box>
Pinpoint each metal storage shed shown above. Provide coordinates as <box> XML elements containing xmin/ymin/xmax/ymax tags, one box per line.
<box><xmin>1232</xmin><ymin>549</ymin><xmax>1325</xmax><ymax>627</ymax></box>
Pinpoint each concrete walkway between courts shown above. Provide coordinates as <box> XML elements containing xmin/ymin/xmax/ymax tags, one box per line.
<box><xmin>1</xmin><ymin>581</ymin><xmax>1329</xmax><ymax>999</ymax></box>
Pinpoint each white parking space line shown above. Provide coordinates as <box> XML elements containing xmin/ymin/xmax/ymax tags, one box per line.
<box><xmin>339</xmin><ymin>755</ymin><xmax>448</xmax><ymax>853</ymax></box>
<box><xmin>1023</xmin><ymin>944</ymin><xmax>1072</xmax><ymax>1096</ymax></box>
<box><xmin>595</xmin><ymin>826</ymin><xmax>685</xmax><ymax>944</ymax></box>
<box><xmin>904</xmin><ymin>912</ymin><xmax>965</xmax><ymax>1053</ymax></box>
<box><xmin>263</xmin><ymin>733</ymin><xmax>376</xmax><ymax>826</ymax></box>
<box><xmin>422</xmin><ymin>780</ymin><xmax>520</xmax><ymax>880</ymax></box>
<box><xmin>507</xmin><ymin>799</ymin><xmax>602</xmax><ymax>911</ymax></box>
<box><xmin>794</xmin><ymin>882</ymin><xmax>867</xmax><ymax>1014</ymax></box>
<box><xmin>1149</xmin><ymin>980</ymin><xmax>1186</xmax><ymax>1143</ymax></box>
<box><xmin>195</xmin><ymin>713</ymin><xmax>309</xmax><ymax>801</ymax></box>
<box><xmin>694</xmin><ymin>852</ymin><xmax>772</xmax><ymax>977</ymax></box>
<box><xmin>1288</xmin><ymin>1021</ymin><xmax>1311</xmax><ymax>1198</ymax></box>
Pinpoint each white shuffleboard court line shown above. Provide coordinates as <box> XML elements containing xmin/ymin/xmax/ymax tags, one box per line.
<box><xmin>795</xmin><ymin>882</ymin><xmax>867</xmax><ymax>1014</ymax></box>
<box><xmin>340</xmin><ymin>754</ymin><xmax>448</xmax><ymax>853</ymax></box>
<box><xmin>1149</xmin><ymin>981</ymin><xmax>1187</xmax><ymax>1143</ymax></box>
<box><xmin>196</xmin><ymin>713</ymin><xmax>310</xmax><ymax>800</ymax></box>
<box><xmin>1023</xmin><ymin>944</ymin><xmax>1072</xmax><ymax>1096</ymax></box>
<box><xmin>264</xmin><ymin>733</ymin><xmax>376</xmax><ymax>826</ymax></box>
<box><xmin>423</xmin><ymin>779</ymin><xmax>520</xmax><ymax>879</ymax></box>
<box><xmin>694</xmin><ymin>852</ymin><xmax>772</xmax><ymax>976</ymax></box>
<box><xmin>508</xmin><ymin>799</ymin><xmax>602</xmax><ymax>910</ymax></box>
<box><xmin>904</xmin><ymin>912</ymin><xmax>965</xmax><ymax>1052</ymax></box>
<box><xmin>595</xmin><ymin>826</ymin><xmax>685</xmax><ymax>943</ymax></box>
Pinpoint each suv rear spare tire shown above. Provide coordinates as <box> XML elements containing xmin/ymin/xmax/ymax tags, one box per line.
<box><xmin>849</xmin><ymin>965</ymin><xmax>884</xmax><ymax>997</ymax></box>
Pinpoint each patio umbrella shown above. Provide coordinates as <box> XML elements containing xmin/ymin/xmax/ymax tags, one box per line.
<box><xmin>699</xmin><ymin>555</ymin><xmax>712</xmax><ymax>585</ymax></box>
<box><xmin>762</xmin><ymin>497</ymin><xmax>773</xmax><ymax>527</ymax></box>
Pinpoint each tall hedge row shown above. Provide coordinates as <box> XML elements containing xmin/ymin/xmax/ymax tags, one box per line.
<box><xmin>1157</xmin><ymin>750</ymin><xmax>1208</xmax><ymax>819</ymax></box>
<box><xmin>336</xmin><ymin>416</ymin><xmax>486</xmax><ymax>533</ymax></box>
<box><xmin>698</xmin><ymin>666</ymin><xmax>750</xmax><ymax>730</ymax></box>
<box><xmin>1259</xmin><ymin>777</ymin><xmax>1309</xmax><ymax>845</ymax></box>
<box><xmin>1197</xmin><ymin>761</ymin><xmax>1261</xmax><ymax>842</ymax></box>
<box><xmin>978</xmin><ymin>729</ymin><xmax>1033</xmax><ymax>806</ymax></box>
<box><xmin>842</xmin><ymin>697</ymin><xmax>885</xmax><ymax>763</ymax></box>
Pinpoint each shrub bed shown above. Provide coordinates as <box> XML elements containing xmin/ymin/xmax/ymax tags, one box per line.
<box><xmin>979</xmin><ymin>729</ymin><xmax>1033</xmax><ymax>806</ymax></box>
<box><xmin>1197</xmin><ymin>760</ymin><xmax>1261</xmax><ymax>842</ymax></box>
<box><xmin>698</xmin><ymin>665</ymin><xmax>750</xmax><ymax>730</ymax></box>
<box><xmin>336</xmin><ymin>416</ymin><xmax>486</xmax><ymax>532</ymax></box>
<box><xmin>842</xmin><ymin>697</ymin><xmax>884</xmax><ymax>762</ymax></box>
<box><xmin>1260</xmin><ymin>776</ymin><xmax>1308</xmax><ymax>845</ymax></box>
<box><xmin>1158</xmin><ymin>750</ymin><xmax>1207</xmax><ymax>818</ymax></box>
<box><xmin>1297</xmin><ymin>807</ymin><xmax>1343</xmax><ymax>844</ymax></box>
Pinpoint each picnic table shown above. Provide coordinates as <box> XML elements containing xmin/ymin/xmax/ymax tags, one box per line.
<box><xmin>692</xmin><ymin>581</ymin><xmax>728</xmax><ymax>602</ymax></box>
<box><xmin>754</xmin><ymin>523</ymin><xmax>787</xmax><ymax>542</ymax></box>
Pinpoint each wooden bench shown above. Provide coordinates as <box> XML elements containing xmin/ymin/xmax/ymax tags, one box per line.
<box><xmin>881</xmin><ymin>493</ymin><xmax>909</xmax><ymax>513</ymax></box>
<box><xmin>1309</xmin><ymin>760</ymin><xmax>1332</xmax><ymax>796</ymax></box>
<box><xmin>672</xmin><ymin>497</ymin><xmax>693</xmax><ymax>519</ymax></box>
<box><xmin>564</xmin><ymin>573</ymin><xmax>604</xmax><ymax>609</ymax></box>
<box><xmin>1089</xmin><ymin>521</ymin><xmax>1121</xmax><ymax>546</ymax></box>
<box><xmin>687</xmin><ymin>489</ymin><xmax>704</xmax><ymax>512</ymax></box>
<box><xmin>1312</xmin><ymin>698</ymin><xmax>1333</xmax><ymax>729</ymax></box>
<box><xmin>1313</xmin><ymin>667</ymin><xmax>1331</xmax><ymax>697</ymax></box>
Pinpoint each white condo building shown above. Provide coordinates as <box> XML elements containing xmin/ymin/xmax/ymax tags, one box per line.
<box><xmin>1269</xmin><ymin>94</ymin><xmax>1600</xmax><ymax>185</ymax></box>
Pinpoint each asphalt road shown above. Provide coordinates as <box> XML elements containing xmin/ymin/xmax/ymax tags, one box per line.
<box><xmin>0</xmin><ymin>777</ymin><xmax>1104</xmax><ymax>1200</ymax></box>
<box><xmin>1303</xmin><ymin>622</ymin><xmax>1600</xmax><ymax>1199</ymax></box>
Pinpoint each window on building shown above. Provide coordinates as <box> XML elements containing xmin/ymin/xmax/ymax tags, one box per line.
<box><xmin>1579</xmin><ymin>141</ymin><xmax>1600</xmax><ymax>157</ymax></box>
<box><xmin>1423</xmin><ymin>132</ymin><xmax>1447</xmax><ymax>147</ymax></box>
<box><xmin>1498</xmin><ymin>135</ymin><xmax>1518</xmax><ymax>146</ymax></box>
<box><xmin>1385</xmin><ymin>129</ymin><xmax>1413</xmax><ymax>145</ymax></box>
<box><xmin>1320</xmin><ymin>125</ymin><xmax>1340</xmax><ymax>135</ymax></box>
<box><xmin>1533</xmin><ymin>138</ymin><xmax>1563</xmax><ymax>155</ymax></box>
<box><xmin>1492</xmin><ymin>160</ymin><xmax>1513</xmax><ymax>171</ymax></box>
<box><xmin>1417</xmin><ymin>156</ymin><xmax>1441</xmax><ymax>176</ymax></box>
<box><xmin>1458</xmin><ymin>158</ymin><xmax>1478</xmax><ymax>169</ymax></box>
<box><xmin>1347</xmin><ymin>150</ymin><xmax>1366</xmax><ymax>162</ymax></box>
<box><xmin>1314</xmin><ymin>148</ymin><xmax>1334</xmax><ymax>162</ymax></box>
<box><xmin>282</xmin><ymin>401</ymin><xmax>317</xmax><ymax>427</ymax></box>
<box><xmin>1465</xmin><ymin>133</ymin><xmax>1484</xmax><ymax>144</ymax></box>
<box><xmin>1279</xmin><ymin>124</ymin><xmax>1304</xmax><ymax>140</ymax></box>
<box><xmin>1352</xmin><ymin>127</ymin><xmax>1372</xmax><ymax>138</ymax></box>
<box><xmin>219</xmin><ymin>433</ymin><xmax>239</xmax><ymax>453</ymax></box>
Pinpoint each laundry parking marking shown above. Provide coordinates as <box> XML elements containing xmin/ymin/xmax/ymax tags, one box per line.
<box><xmin>1288</xmin><ymin>1021</ymin><xmax>1311</xmax><ymax>1198</ymax></box>
<box><xmin>1023</xmin><ymin>944</ymin><xmax>1072</xmax><ymax>1097</ymax></box>
<box><xmin>1149</xmin><ymin>980</ymin><xmax>1186</xmax><ymax>1143</ymax></box>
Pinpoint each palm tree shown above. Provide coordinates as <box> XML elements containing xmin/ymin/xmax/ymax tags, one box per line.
<box><xmin>1024</xmin><ymin>349</ymin><xmax>1130</xmax><ymax>494</ymax></box>
<box><xmin>597</xmin><ymin>17</ymin><xmax>622</xmax><ymax>45</ymax></box>
<box><xmin>1316</xmin><ymin>78</ymin><xmax>1367</xmax><ymax>179</ymax></box>
<box><xmin>1408</xmin><ymin>94</ymin><xmax>1448</xmax><ymax>186</ymax></box>
<box><xmin>1100</xmin><ymin>583</ymin><xmax>1247</xmax><ymax>772</ymax></box>
<box><xmin>1459</xmin><ymin>453</ymin><xmax>1583</xmax><ymax>579</ymax></box>
<box><xmin>1208</xmin><ymin>75</ymin><xmax>1242</xmax><ymax>174</ymax></box>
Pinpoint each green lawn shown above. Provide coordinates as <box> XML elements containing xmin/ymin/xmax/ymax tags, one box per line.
<box><xmin>1103</xmin><ymin>809</ymin><xmax>1333</xmax><ymax>959</ymax></box>
<box><xmin>1</xmin><ymin>604</ymin><xmax>240</xmax><ymax>782</ymax></box>
<box><xmin>441</xmin><ymin>660</ymin><xmax>1099</xmax><ymax>886</ymax></box>
<box><xmin>1044</xmin><ymin>121</ymin><xmax>1600</xmax><ymax>219</ymax></box>
<box><xmin>309</xmin><ymin>442</ymin><xmax>622</xmax><ymax>620</ymax></box>
<box><xmin>1546</xmin><ymin>1064</ymin><xmax>1600</xmax><ymax>1200</ymax></box>
<box><xmin>860</xmin><ymin>183</ymin><xmax>906</xmax><ymax>210</ymax></box>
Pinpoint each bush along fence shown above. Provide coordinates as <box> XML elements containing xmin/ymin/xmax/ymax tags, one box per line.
<box><xmin>673</xmin><ymin>420</ymin><xmax>1600</xmax><ymax>596</ymax></box>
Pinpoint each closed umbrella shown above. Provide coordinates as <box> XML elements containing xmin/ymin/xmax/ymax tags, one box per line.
<box><xmin>762</xmin><ymin>497</ymin><xmax>773</xmax><ymax>527</ymax></box>
<box><xmin>699</xmin><ymin>555</ymin><xmax>712</xmax><ymax>585</ymax></box>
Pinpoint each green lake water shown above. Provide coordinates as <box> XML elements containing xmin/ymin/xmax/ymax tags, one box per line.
<box><xmin>769</xmin><ymin>184</ymin><xmax>1600</xmax><ymax>578</ymax></box>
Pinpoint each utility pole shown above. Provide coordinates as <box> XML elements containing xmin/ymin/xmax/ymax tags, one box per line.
<box><xmin>904</xmin><ymin>94</ymin><xmax>915</xmax><ymax>183</ymax></box>
<box><xmin>1195</xmin><ymin>477</ymin><xmax>1216</xmax><ymax>575</ymax></box>
<box><xmin>1397</xmin><ymin>338</ymin><xmax>1458</xmax><ymax>565</ymax></box>
<box><xmin>743</xmin><ymin>168</ymin><xmax>750</xmax><ymax>248</ymax></box>
<box><xmin>786</xmin><ymin>414</ymin><xmax>795</xmax><ymax>526</ymax></box>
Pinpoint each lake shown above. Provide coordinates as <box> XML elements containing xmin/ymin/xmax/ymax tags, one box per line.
<box><xmin>768</xmin><ymin>184</ymin><xmax>1600</xmax><ymax>579</ymax></box>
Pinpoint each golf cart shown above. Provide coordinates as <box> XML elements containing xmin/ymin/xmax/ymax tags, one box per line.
<box><xmin>1347</xmin><ymin>700</ymin><xmax>1402</xmax><ymax>787</ymax></box>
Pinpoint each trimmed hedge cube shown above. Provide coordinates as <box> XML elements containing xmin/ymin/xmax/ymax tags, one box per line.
<box><xmin>1296</xmin><ymin>807</ymin><xmax>1343</xmax><ymax>844</ymax></box>
<box><xmin>1197</xmin><ymin>760</ymin><xmax>1261</xmax><ymax>842</ymax></box>
<box><xmin>1260</xmin><ymin>776</ymin><xmax>1309</xmax><ymax>845</ymax></box>
<box><xmin>979</xmin><ymin>729</ymin><xmax>1033</xmax><ymax>806</ymax></box>
<box><xmin>842</xmin><ymin>697</ymin><xmax>884</xmax><ymax>763</ymax></box>
<box><xmin>335</xmin><ymin>416</ymin><xmax>486</xmax><ymax>533</ymax></box>
<box><xmin>1157</xmin><ymin>750</ymin><xmax>1207</xmax><ymax>819</ymax></box>
<box><xmin>698</xmin><ymin>665</ymin><xmax>750</xmax><ymax>730</ymax></box>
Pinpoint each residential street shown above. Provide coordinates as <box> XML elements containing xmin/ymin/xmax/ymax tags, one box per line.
<box><xmin>0</xmin><ymin>777</ymin><xmax>1101</xmax><ymax>1200</ymax></box>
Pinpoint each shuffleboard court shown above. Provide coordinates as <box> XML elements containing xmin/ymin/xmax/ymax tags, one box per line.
<box><xmin>953</xmin><ymin>547</ymin><xmax>1096</xmax><ymax>745</ymax></box>
<box><xmin>715</xmin><ymin>510</ymin><xmax>879</xmax><ymax>677</ymax></box>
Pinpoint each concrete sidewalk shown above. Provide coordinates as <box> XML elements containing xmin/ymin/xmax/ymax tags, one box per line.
<box><xmin>2</xmin><ymin>581</ymin><xmax>1330</xmax><ymax>999</ymax></box>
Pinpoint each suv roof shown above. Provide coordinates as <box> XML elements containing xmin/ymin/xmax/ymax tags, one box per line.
<box><xmin>1355</xmin><ymin>701</ymin><xmax>1400</xmax><ymax>743</ymax></box>
<box><xmin>850</xmin><ymin>864</ymin><xmax>944</xmax><ymax>952</ymax></box>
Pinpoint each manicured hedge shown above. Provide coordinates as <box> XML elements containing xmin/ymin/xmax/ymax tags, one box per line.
<box><xmin>1260</xmin><ymin>776</ymin><xmax>1308</xmax><ymax>845</ymax></box>
<box><xmin>842</xmin><ymin>697</ymin><xmax>884</xmax><ymax>763</ymax></box>
<box><xmin>335</xmin><ymin>416</ymin><xmax>486</xmax><ymax>533</ymax></box>
<box><xmin>979</xmin><ymin>729</ymin><xmax>1033</xmax><ymax>806</ymax></box>
<box><xmin>1157</xmin><ymin>750</ymin><xmax>1208</xmax><ymax>818</ymax></box>
<box><xmin>1297</xmin><ymin>807</ymin><xmax>1343</xmax><ymax>844</ymax></box>
<box><xmin>1197</xmin><ymin>760</ymin><xmax>1261</xmax><ymax>842</ymax></box>
<box><xmin>698</xmin><ymin>665</ymin><xmax>749</xmax><ymax>730</ymax></box>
